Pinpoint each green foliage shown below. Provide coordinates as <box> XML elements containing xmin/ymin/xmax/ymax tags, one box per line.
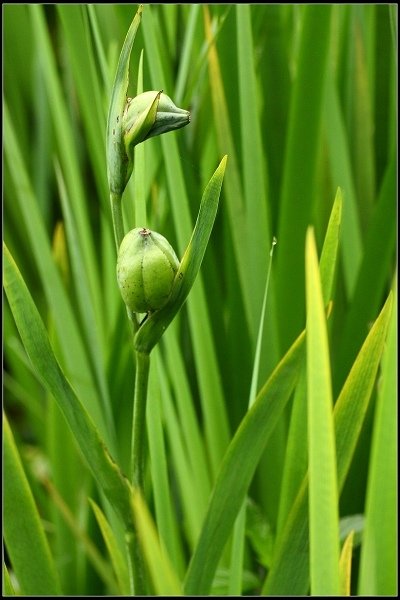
<box><xmin>4</xmin><ymin>414</ymin><xmax>61</xmax><ymax>595</ymax></box>
<box><xmin>305</xmin><ymin>229</ymin><xmax>340</xmax><ymax>595</ymax></box>
<box><xmin>358</xmin><ymin>276</ymin><xmax>397</xmax><ymax>595</ymax></box>
<box><xmin>4</xmin><ymin>4</ymin><xmax>396</xmax><ymax>596</ymax></box>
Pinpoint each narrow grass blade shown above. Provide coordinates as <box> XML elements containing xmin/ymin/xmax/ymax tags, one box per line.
<box><xmin>46</xmin><ymin>392</ymin><xmax>85</xmax><ymax>595</ymax></box>
<box><xmin>358</xmin><ymin>277</ymin><xmax>397</xmax><ymax>595</ymax></box>
<box><xmin>3</xmin><ymin>414</ymin><xmax>62</xmax><ymax>596</ymax></box>
<box><xmin>54</xmin><ymin>164</ymin><xmax>116</xmax><ymax>445</ymax></box>
<box><xmin>335</xmin><ymin>156</ymin><xmax>396</xmax><ymax>387</ymax></box>
<box><xmin>87</xmin><ymin>5</ymin><xmax>110</xmax><ymax>91</ymax></box>
<box><xmin>47</xmin><ymin>288</ymin><xmax>86</xmax><ymax>596</ymax></box>
<box><xmin>276</xmin><ymin>363</ymin><xmax>307</xmax><ymax>538</ymax></box>
<box><xmin>37</xmin><ymin>477</ymin><xmax>117</xmax><ymax>593</ymax></box>
<box><xmin>324</xmin><ymin>74</ymin><xmax>363</xmax><ymax>298</ymax></box>
<box><xmin>258</xmin><ymin>5</ymin><xmax>290</xmax><ymax>214</ymax></box>
<box><xmin>131</xmin><ymin>491</ymin><xmax>183</xmax><ymax>595</ymax></box>
<box><xmin>90</xmin><ymin>500</ymin><xmax>130</xmax><ymax>595</ymax></box>
<box><xmin>236</xmin><ymin>4</ymin><xmax>278</xmax><ymax>367</ymax></box>
<box><xmin>276</xmin><ymin>5</ymin><xmax>332</xmax><ymax>349</ymax></box>
<box><xmin>229</xmin><ymin>238</ymin><xmax>277</xmax><ymax>593</ymax></box>
<box><xmin>263</xmin><ymin>292</ymin><xmax>392</xmax><ymax>595</ymax></box>
<box><xmin>3</xmin><ymin>244</ymin><xmax>133</xmax><ymax>529</ymax></box>
<box><xmin>237</xmin><ymin>5</ymin><xmax>282</xmax><ymax>522</ymax></box>
<box><xmin>306</xmin><ymin>228</ymin><xmax>340</xmax><ymax>595</ymax></box>
<box><xmin>4</xmin><ymin>104</ymin><xmax>110</xmax><ymax>444</ymax></box>
<box><xmin>147</xmin><ymin>350</ymin><xmax>186</xmax><ymax>577</ymax></box>
<box><xmin>163</xmin><ymin>324</ymin><xmax>211</xmax><ymax>503</ymax></box>
<box><xmin>202</xmin><ymin>6</ymin><xmax>251</xmax><ymax>339</ymax></box>
<box><xmin>3</xmin><ymin>339</ymin><xmax>46</xmax><ymax>430</ymax></box>
<box><xmin>175</xmin><ymin>4</ymin><xmax>201</xmax><ymax>104</ymax></box>
<box><xmin>319</xmin><ymin>188</ymin><xmax>343</xmax><ymax>304</ymax></box>
<box><xmin>334</xmin><ymin>292</ymin><xmax>393</xmax><ymax>490</ymax></box>
<box><xmin>349</xmin><ymin>7</ymin><xmax>376</xmax><ymax>230</ymax></box>
<box><xmin>30</xmin><ymin>5</ymin><xmax>104</xmax><ymax>334</ymax></box>
<box><xmin>228</xmin><ymin>504</ymin><xmax>246</xmax><ymax>595</ymax></box>
<box><xmin>339</xmin><ymin>530</ymin><xmax>355</xmax><ymax>596</ymax></box>
<box><xmin>58</xmin><ymin>5</ymin><xmax>108</xmax><ymax>201</ymax></box>
<box><xmin>184</xmin><ymin>329</ymin><xmax>305</xmax><ymax>595</ymax></box>
<box><xmin>277</xmin><ymin>191</ymin><xmax>342</xmax><ymax>535</ymax></box>
<box><xmin>58</xmin><ymin>4</ymin><xmax>119</xmax><ymax>351</ymax></box>
<box><xmin>156</xmin><ymin>351</ymin><xmax>208</xmax><ymax>549</ymax></box>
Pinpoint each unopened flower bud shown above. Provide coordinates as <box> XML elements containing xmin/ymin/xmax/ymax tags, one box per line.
<box><xmin>123</xmin><ymin>91</ymin><xmax>190</xmax><ymax>161</ymax></box>
<box><xmin>117</xmin><ymin>227</ymin><xmax>179</xmax><ymax>313</ymax></box>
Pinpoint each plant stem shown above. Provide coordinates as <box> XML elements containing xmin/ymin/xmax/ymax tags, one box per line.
<box><xmin>131</xmin><ymin>351</ymin><xmax>150</xmax><ymax>487</ymax></box>
<box><xmin>129</xmin><ymin>350</ymin><xmax>150</xmax><ymax>594</ymax></box>
<box><xmin>110</xmin><ymin>184</ymin><xmax>145</xmax><ymax>594</ymax></box>
<box><xmin>110</xmin><ymin>191</ymin><xmax>125</xmax><ymax>250</ymax></box>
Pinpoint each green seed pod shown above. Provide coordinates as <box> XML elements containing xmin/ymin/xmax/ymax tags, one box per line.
<box><xmin>117</xmin><ymin>228</ymin><xmax>179</xmax><ymax>313</ymax></box>
<box><xmin>123</xmin><ymin>91</ymin><xmax>190</xmax><ymax>154</ymax></box>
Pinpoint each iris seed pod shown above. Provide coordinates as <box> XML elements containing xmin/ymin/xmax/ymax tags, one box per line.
<box><xmin>117</xmin><ymin>228</ymin><xmax>179</xmax><ymax>313</ymax></box>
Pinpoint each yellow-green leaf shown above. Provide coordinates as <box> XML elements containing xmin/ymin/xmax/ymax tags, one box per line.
<box><xmin>306</xmin><ymin>228</ymin><xmax>340</xmax><ymax>595</ymax></box>
<box><xmin>339</xmin><ymin>531</ymin><xmax>355</xmax><ymax>596</ymax></box>
<box><xmin>131</xmin><ymin>491</ymin><xmax>183</xmax><ymax>595</ymax></box>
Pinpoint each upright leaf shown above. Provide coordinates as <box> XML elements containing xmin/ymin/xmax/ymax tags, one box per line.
<box><xmin>131</xmin><ymin>491</ymin><xmax>183</xmax><ymax>595</ymax></box>
<box><xmin>263</xmin><ymin>293</ymin><xmax>392</xmax><ymax>595</ymax></box>
<box><xmin>339</xmin><ymin>531</ymin><xmax>355</xmax><ymax>596</ymax></box>
<box><xmin>277</xmin><ymin>190</ymin><xmax>342</xmax><ymax>535</ymax></box>
<box><xmin>184</xmin><ymin>329</ymin><xmax>305</xmax><ymax>595</ymax></box>
<box><xmin>358</xmin><ymin>278</ymin><xmax>397</xmax><ymax>595</ymax></box>
<box><xmin>306</xmin><ymin>228</ymin><xmax>340</xmax><ymax>595</ymax></box>
<box><xmin>90</xmin><ymin>500</ymin><xmax>130</xmax><ymax>595</ymax></box>
<box><xmin>276</xmin><ymin>5</ymin><xmax>332</xmax><ymax>349</ymax></box>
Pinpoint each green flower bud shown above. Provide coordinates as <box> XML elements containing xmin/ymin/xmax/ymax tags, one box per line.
<box><xmin>117</xmin><ymin>227</ymin><xmax>180</xmax><ymax>313</ymax></box>
<box><xmin>123</xmin><ymin>91</ymin><xmax>190</xmax><ymax>161</ymax></box>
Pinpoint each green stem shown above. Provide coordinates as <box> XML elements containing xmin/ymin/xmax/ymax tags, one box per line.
<box><xmin>129</xmin><ymin>350</ymin><xmax>150</xmax><ymax>594</ymax></box>
<box><xmin>110</xmin><ymin>186</ymin><xmax>146</xmax><ymax>591</ymax></box>
<box><xmin>110</xmin><ymin>191</ymin><xmax>125</xmax><ymax>250</ymax></box>
<box><xmin>131</xmin><ymin>351</ymin><xmax>150</xmax><ymax>487</ymax></box>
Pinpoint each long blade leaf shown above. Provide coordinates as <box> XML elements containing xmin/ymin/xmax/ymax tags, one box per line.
<box><xmin>3</xmin><ymin>244</ymin><xmax>133</xmax><ymax>528</ymax></box>
<box><xmin>306</xmin><ymin>228</ymin><xmax>340</xmax><ymax>595</ymax></box>
<box><xmin>184</xmin><ymin>329</ymin><xmax>305</xmax><ymax>595</ymax></box>
<box><xmin>263</xmin><ymin>292</ymin><xmax>393</xmax><ymax>595</ymax></box>
<box><xmin>358</xmin><ymin>277</ymin><xmax>397</xmax><ymax>595</ymax></box>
